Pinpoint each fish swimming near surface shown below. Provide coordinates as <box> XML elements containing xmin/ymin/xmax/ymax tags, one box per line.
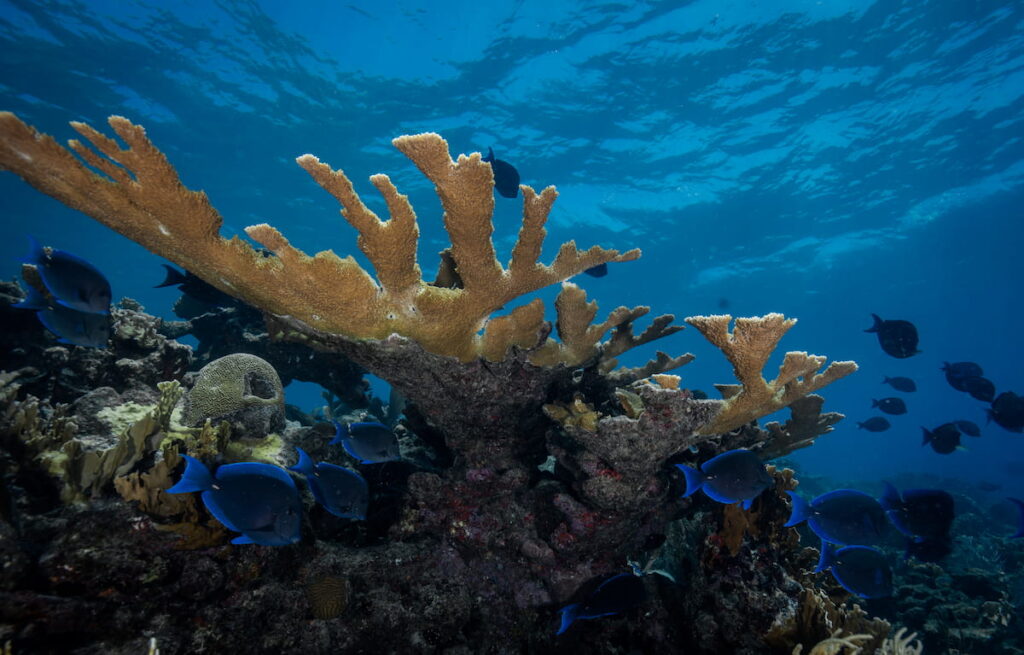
<box><xmin>954</xmin><ymin>420</ymin><xmax>981</xmax><ymax>437</ymax></box>
<box><xmin>557</xmin><ymin>572</ymin><xmax>647</xmax><ymax>635</ymax></box>
<box><xmin>676</xmin><ymin>449</ymin><xmax>774</xmax><ymax>510</ymax></box>
<box><xmin>857</xmin><ymin>417</ymin><xmax>891</xmax><ymax>432</ymax></box>
<box><xmin>482</xmin><ymin>147</ymin><xmax>521</xmax><ymax>199</ymax></box>
<box><xmin>1007</xmin><ymin>498</ymin><xmax>1024</xmax><ymax>539</ymax></box>
<box><xmin>19</xmin><ymin>236</ymin><xmax>111</xmax><ymax>314</ymax></box>
<box><xmin>871</xmin><ymin>398</ymin><xmax>907</xmax><ymax>415</ymax></box>
<box><xmin>155</xmin><ymin>264</ymin><xmax>234</xmax><ymax>306</ymax></box>
<box><xmin>989</xmin><ymin>392</ymin><xmax>1024</xmax><ymax>433</ymax></box>
<box><xmin>961</xmin><ymin>375</ymin><xmax>996</xmax><ymax>402</ymax></box>
<box><xmin>816</xmin><ymin>542</ymin><xmax>893</xmax><ymax>599</ymax></box>
<box><xmin>166</xmin><ymin>455</ymin><xmax>302</xmax><ymax>546</ymax></box>
<box><xmin>865</xmin><ymin>314</ymin><xmax>920</xmax><ymax>358</ymax></box>
<box><xmin>289</xmin><ymin>448</ymin><xmax>369</xmax><ymax>520</ymax></box>
<box><xmin>35</xmin><ymin>302</ymin><xmax>111</xmax><ymax>348</ymax></box>
<box><xmin>880</xmin><ymin>483</ymin><xmax>954</xmax><ymax>541</ymax></box>
<box><xmin>942</xmin><ymin>361</ymin><xmax>984</xmax><ymax>391</ymax></box>
<box><xmin>330</xmin><ymin>421</ymin><xmax>401</xmax><ymax>464</ymax></box>
<box><xmin>785</xmin><ymin>489</ymin><xmax>889</xmax><ymax>546</ymax></box>
<box><xmin>921</xmin><ymin>423</ymin><xmax>964</xmax><ymax>455</ymax></box>
<box><xmin>883</xmin><ymin>376</ymin><xmax>916</xmax><ymax>392</ymax></box>
<box><xmin>582</xmin><ymin>263</ymin><xmax>608</xmax><ymax>278</ymax></box>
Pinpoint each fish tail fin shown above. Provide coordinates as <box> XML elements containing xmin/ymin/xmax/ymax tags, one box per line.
<box><xmin>880</xmin><ymin>481</ymin><xmax>900</xmax><ymax>511</ymax></box>
<box><xmin>1008</xmin><ymin>498</ymin><xmax>1024</xmax><ymax>539</ymax></box>
<box><xmin>675</xmin><ymin>463</ymin><xmax>704</xmax><ymax>498</ymax></box>
<box><xmin>20</xmin><ymin>235</ymin><xmax>45</xmax><ymax>265</ymax></box>
<box><xmin>815</xmin><ymin>540</ymin><xmax>836</xmax><ymax>573</ymax></box>
<box><xmin>154</xmin><ymin>264</ymin><xmax>188</xmax><ymax>288</ymax></box>
<box><xmin>864</xmin><ymin>313</ymin><xmax>883</xmax><ymax>333</ymax></box>
<box><xmin>165</xmin><ymin>455</ymin><xmax>214</xmax><ymax>494</ymax></box>
<box><xmin>231</xmin><ymin>535</ymin><xmax>256</xmax><ymax>545</ymax></box>
<box><xmin>882</xmin><ymin>376</ymin><xmax>890</xmax><ymax>384</ymax></box>
<box><xmin>288</xmin><ymin>448</ymin><xmax>316</xmax><ymax>476</ymax></box>
<box><xmin>483</xmin><ymin>147</ymin><xmax>495</xmax><ymax>162</ymax></box>
<box><xmin>556</xmin><ymin>604</ymin><xmax>579</xmax><ymax>635</ymax></box>
<box><xmin>741</xmin><ymin>498</ymin><xmax>754</xmax><ymax>511</ymax></box>
<box><xmin>784</xmin><ymin>491</ymin><xmax>810</xmax><ymax>527</ymax></box>
<box><xmin>12</xmin><ymin>283</ymin><xmax>50</xmax><ymax>310</ymax></box>
<box><xmin>920</xmin><ymin>427</ymin><xmax>932</xmax><ymax>446</ymax></box>
<box><xmin>986</xmin><ymin>409</ymin><xmax>994</xmax><ymax>425</ymax></box>
<box><xmin>856</xmin><ymin>422</ymin><xmax>865</xmax><ymax>430</ymax></box>
<box><xmin>328</xmin><ymin>420</ymin><xmax>346</xmax><ymax>446</ymax></box>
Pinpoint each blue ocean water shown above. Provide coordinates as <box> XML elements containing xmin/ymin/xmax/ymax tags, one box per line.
<box><xmin>1</xmin><ymin>0</ymin><xmax>1022</xmax><ymax>511</ymax></box>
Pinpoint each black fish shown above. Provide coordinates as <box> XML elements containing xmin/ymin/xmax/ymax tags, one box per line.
<box><xmin>482</xmin><ymin>148</ymin><xmax>521</xmax><ymax>199</ymax></box>
<box><xmin>871</xmin><ymin>398</ymin><xmax>907</xmax><ymax>415</ymax></box>
<box><xmin>857</xmin><ymin>417</ymin><xmax>891</xmax><ymax>432</ymax></box>
<box><xmin>865</xmin><ymin>314</ymin><xmax>920</xmax><ymax>358</ymax></box>
<box><xmin>961</xmin><ymin>376</ymin><xmax>995</xmax><ymax>402</ymax></box>
<box><xmin>155</xmin><ymin>264</ymin><xmax>234</xmax><ymax>306</ymax></box>
<box><xmin>989</xmin><ymin>392</ymin><xmax>1024</xmax><ymax>433</ymax></box>
<box><xmin>557</xmin><ymin>573</ymin><xmax>646</xmax><ymax>634</ymax></box>
<box><xmin>583</xmin><ymin>263</ymin><xmax>608</xmax><ymax>278</ymax></box>
<box><xmin>921</xmin><ymin>423</ymin><xmax>963</xmax><ymax>454</ymax></box>
<box><xmin>880</xmin><ymin>483</ymin><xmax>954</xmax><ymax>541</ymax></box>
<box><xmin>942</xmin><ymin>361</ymin><xmax>983</xmax><ymax>391</ymax></box>
<box><xmin>883</xmin><ymin>376</ymin><xmax>916</xmax><ymax>392</ymax></box>
<box><xmin>954</xmin><ymin>420</ymin><xmax>981</xmax><ymax>437</ymax></box>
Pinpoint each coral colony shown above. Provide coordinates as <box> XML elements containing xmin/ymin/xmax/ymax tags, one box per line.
<box><xmin>2</xmin><ymin>110</ymin><xmax>968</xmax><ymax>653</ymax></box>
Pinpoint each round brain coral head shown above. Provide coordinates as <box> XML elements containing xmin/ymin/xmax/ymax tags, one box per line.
<box><xmin>183</xmin><ymin>353</ymin><xmax>285</xmax><ymax>436</ymax></box>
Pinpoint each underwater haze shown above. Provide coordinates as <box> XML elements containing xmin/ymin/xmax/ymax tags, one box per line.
<box><xmin>2</xmin><ymin>0</ymin><xmax>1024</xmax><ymax>652</ymax></box>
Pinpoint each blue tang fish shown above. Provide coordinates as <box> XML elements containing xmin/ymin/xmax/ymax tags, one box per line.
<box><xmin>166</xmin><ymin>455</ymin><xmax>302</xmax><ymax>546</ymax></box>
<box><xmin>482</xmin><ymin>147</ymin><xmax>521</xmax><ymax>199</ymax></box>
<box><xmin>880</xmin><ymin>483</ymin><xmax>954</xmax><ymax>541</ymax></box>
<box><xmin>785</xmin><ymin>489</ymin><xmax>889</xmax><ymax>546</ymax></box>
<box><xmin>676</xmin><ymin>449</ymin><xmax>773</xmax><ymax>509</ymax></box>
<box><xmin>816</xmin><ymin>542</ymin><xmax>893</xmax><ymax>599</ymax></box>
<box><xmin>583</xmin><ymin>263</ymin><xmax>608</xmax><ymax>278</ymax></box>
<box><xmin>289</xmin><ymin>448</ymin><xmax>369</xmax><ymax>520</ymax></box>
<box><xmin>865</xmin><ymin>313</ymin><xmax>920</xmax><ymax>359</ymax></box>
<box><xmin>557</xmin><ymin>572</ymin><xmax>647</xmax><ymax>635</ymax></box>
<box><xmin>20</xmin><ymin>236</ymin><xmax>111</xmax><ymax>314</ymax></box>
<box><xmin>16</xmin><ymin>283</ymin><xmax>110</xmax><ymax>347</ymax></box>
<box><xmin>330</xmin><ymin>421</ymin><xmax>401</xmax><ymax>464</ymax></box>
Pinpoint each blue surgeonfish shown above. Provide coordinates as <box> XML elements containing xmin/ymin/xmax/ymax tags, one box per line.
<box><xmin>36</xmin><ymin>302</ymin><xmax>111</xmax><ymax>348</ymax></box>
<box><xmin>865</xmin><ymin>314</ymin><xmax>920</xmax><ymax>359</ymax></box>
<box><xmin>785</xmin><ymin>489</ymin><xmax>888</xmax><ymax>546</ymax></box>
<box><xmin>816</xmin><ymin>542</ymin><xmax>893</xmax><ymax>599</ymax></box>
<box><xmin>482</xmin><ymin>147</ymin><xmax>521</xmax><ymax>199</ymax></box>
<box><xmin>921</xmin><ymin>423</ymin><xmax>964</xmax><ymax>454</ymax></box>
<box><xmin>871</xmin><ymin>398</ymin><xmax>906</xmax><ymax>415</ymax></box>
<box><xmin>990</xmin><ymin>392</ymin><xmax>1024</xmax><ymax>433</ymax></box>
<box><xmin>880</xmin><ymin>483</ymin><xmax>954</xmax><ymax>541</ymax></box>
<box><xmin>289</xmin><ymin>448</ymin><xmax>369</xmax><ymax>520</ymax></box>
<box><xmin>882</xmin><ymin>376</ymin><xmax>916</xmax><ymax>392</ymax></box>
<box><xmin>583</xmin><ymin>263</ymin><xmax>608</xmax><ymax>278</ymax></box>
<box><xmin>942</xmin><ymin>361</ymin><xmax>983</xmax><ymax>391</ymax></box>
<box><xmin>857</xmin><ymin>417</ymin><xmax>890</xmax><ymax>432</ymax></box>
<box><xmin>330</xmin><ymin>421</ymin><xmax>401</xmax><ymax>464</ymax></box>
<box><xmin>557</xmin><ymin>572</ymin><xmax>647</xmax><ymax>635</ymax></box>
<box><xmin>166</xmin><ymin>455</ymin><xmax>302</xmax><ymax>546</ymax></box>
<box><xmin>676</xmin><ymin>449</ymin><xmax>773</xmax><ymax>510</ymax></box>
<box><xmin>20</xmin><ymin>236</ymin><xmax>111</xmax><ymax>314</ymax></box>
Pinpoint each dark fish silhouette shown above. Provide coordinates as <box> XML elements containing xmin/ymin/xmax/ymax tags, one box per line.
<box><xmin>19</xmin><ymin>236</ymin><xmax>111</xmax><ymax>314</ymax></box>
<box><xmin>289</xmin><ymin>448</ymin><xmax>368</xmax><ymax>520</ymax></box>
<box><xmin>482</xmin><ymin>147</ymin><xmax>520</xmax><ymax>199</ymax></box>
<box><xmin>921</xmin><ymin>423</ymin><xmax>963</xmax><ymax>454</ymax></box>
<box><xmin>155</xmin><ymin>264</ymin><xmax>234</xmax><ymax>306</ymax></box>
<box><xmin>954</xmin><ymin>420</ymin><xmax>981</xmax><ymax>437</ymax></box>
<box><xmin>676</xmin><ymin>449</ymin><xmax>773</xmax><ymax>509</ymax></box>
<box><xmin>857</xmin><ymin>417</ymin><xmax>891</xmax><ymax>432</ymax></box>
<box><xmin>871</xmin><ymin>398</ymin><xmax>907</xmax><ymax>415</ymax></box>
<box><xmin>880</xmin><ymin>483</ymin><xmax>954</xmax><ymax>541</ymax></box>
<box><xmin>785</xmin><ymin>489</ymin><xmax>889</xmax><ymax>546</ymax></box>
<box><xmin>883</xmin><ymin>376</ymin><xmax>916</xmax><ymax>392</ymax></box>
<box><xmin>989</xmin><ymin>392</ymin><xmax>1024</xmax><ymax>433</ymax></box>
<box><xmin>557</xmin><ymin>572</ymin><xmax>646</xmax><ymax>635</ymax></box>
<box><xmin>816</xmin><ymin>543</ymin><xmax>893</xmax><ymax>599</ymax></box>
<box><xmin>865</xmin><ymin>314</ymin><xmax>920</xmax><ymax>358</ymax></box>
<box><xmin>167</xmin><ymin>455</ymin><xmax>302</xmax><ymax>546</ymax></box>
<box><xmin>961</xmin><ymin>376</ymin><xmax>996</xmax><ymax>402</ymax></box>
<box><xmin>904</xmin><ymin>535</ymin><xmax>953</xmax><ymax>562</ymax></box>
<box><xmin>942</xmin><ymin>361</ymin><xmax>983</xmax><ymax>391</ymax></box>
<box><xmin>583</xmin><ymin>263</ymin><xmax>608</xmax><ymax>278</ymax></box>
<box><xmin>330</xmin><ymin>421</ymin><xmax>401</xmax><ymax>464</ymax></box>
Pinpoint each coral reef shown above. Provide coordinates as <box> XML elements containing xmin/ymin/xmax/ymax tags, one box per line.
<box><xmin>182</xmin><ymin>353</ymin><xmax>285</xmax><ymax>435</ymax></box>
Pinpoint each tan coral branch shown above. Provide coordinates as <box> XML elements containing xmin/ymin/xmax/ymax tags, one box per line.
<box><xmin>686</xmin><ymin>314</ymin><xmax>857</xmax><ymax>435</ymax></box>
